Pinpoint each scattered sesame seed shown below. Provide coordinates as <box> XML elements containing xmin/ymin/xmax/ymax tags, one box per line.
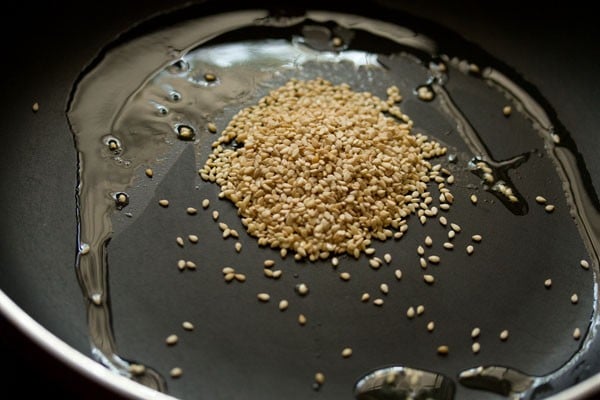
<box><xmin>257</xmin><ymin>293</ymin><xmax>270</xmax><ymax>302</ymax></box>
<box><xmin>571</xmin><ymin>294</ymin><xmax>579</xmax><ymax>304</ymax></box>
<box><xmin>419</xmin><ymin>215</ymin><xmax>427</xmax><ymax>225</ymax></box>
<box><xmin>298</xmin><ymin>314</ymin><xmax>307</xmax><ymax>325</ymax></box>
<box><xmin>212</xmin><ymin>210</ymin><xmax>219</xmax><ymax>220</ymax></box>
<box><xmin>545</xmin><ymin>204</ymin><xmax>555</xmax><ymax>213</ymax></box>
<box><xmin>471</xmin><ymin>327</ymin><xmax>480</xmax><ymax>339</ymax></box>
<box><xmin>369</xmin><ymin>258</ymin><xmax>381</xmax><ymax>269</ymax></box>
<box><xmin>544</xmin><ymin>278</ymin><xmax>552</xmax><ymax>288</ymax></box>
<box><xmin>394</xmin><ymin>269</ymin><xmax>402</xmax><ymax>280</ymax></box>
<box><xmin>263</xmin><ymin>269</ymin><xmax>274</xmax><ymax>278</ymax></box>
<box><xmin>264</xmin><ymin>259</ymin><xmax>275</xmax><ymax>268</ymax></box>
<box><xmin>470</xmin><ymin>194</ymin><xmax>478</xmax><ymax>204</ymax></box>
<box><xmin>427</xmin><ymin>321</ymin><xmax>435</xmax><ymax>332</ymax></box>
<box><xmin>331</xmin><ymin>257</ymin><xmax>339</xmax><ymax>267</ymax></box>
<box><xmin>202</xmin><ymin>199</ymin><xmax>210</xmax><ymax>208</ymax></box>
<box><xmin>188</xmin><ymin>234</ymin><xmax>199</xmax><ymax>243</ymax></box>
<box><xmin>424</xmin><ymin>275</ymin><xmax>435</xmax><ymax>284</ymax></box>
<box><xmin>416</xmin><ymin>305</ymin><xmax>425</xmax><ymax>315</ymax></box>
<box><xmin>185</xmin><ymin>261</ymin><xmax>196</xmax><ymax>270</ymax></box>
<box><xmin>340</xmin><ymin>272</ymin><xmax>351</xmax><ymax>281</ymax></box>
<box><xmin>234</xmin><ymin>273</ymin><xmax>246</xmax><ymax>282</ymax></box>
<box><xmin>373</xmin><ymin>298</ymin><xmax>384</xmax><ymax>306</ymax></box>
<box><xmin>447</xmin><ymin>175</ymin><xmax>455</xmax><ymax>184</ymax></box>
<box><xmin>222</xmin><ymin>267</ymin><xmax>235</xmax><ymax>274</ymax></box>
<box><xmin>417</xmin><ymin>246</ymin><xmax>425</xmax><ymax>256</ymax></box>
<box><xmin>443</xmin><ymin>242</ymin><xmax>454</xmax><ymax>250</ymax></box>
<box><xmin>279</xmin><ymin>299</ymin><xmax>289</xmax><ymax>311</ymax></box>
<box><xmin>448</xmin><ymin>230</ymin><xmax>456</xmax><ymax>239</ymax></box>
<box><xmin>129</xmin><ymin>364</ymin><xmax>146</xmax><ymax>376</ymax></box>
<box><xmin>176</xmin><ymin>237</ymin><xmax>184</xmax><ymax>247</ymax></box>
<box><xmin>502</xmin><ymin>105</ymin><xmax>512</xmax><ymax>116</ymax></box>
<box><xmin>361</xmin><ymin>293</ymin><xmax>370</xmax><ymax>302</ymax></box>
<box><xmin>466</xmin><ymin>245</ymin><xmax>474</xmax><ymax>255</ymax></box>
<box><xmin>235</xmin><ymin>242</ymin><xmax>242</xmax><ymax>252</ymax></box>
<box><xmin>535</xmin><ymin>196</ymin><xmax>547</xmax><ymax>204</ymax></box>
<box><xmin>471</xmin><ymin>234</ymin><xmax>482</xmax><ymax>242</ymax></box>
<box><xmin>177</xmin><ymin>259</ymin><xmax>186</xmax><ymax>270</ymax></box>
<box><xmin>341</xmin><ymin>347</ymin><xmax>353</xmax><ymax>358</ymax></box>
<box><xmin>380</xmin><ymin>283</ymin><xmax>389</xmax><ymax>294</ymax></box>
<box><xmin>207</xmin><ymin>122</ymin><xmax>218</xmax><ymax>133</ymax></box>
<box><xmin>296</xmin><ymin>283</ymin><xmax>309</xmax><ymax>295</ymax></box>
<box><xmin>499</xmin><ymin>330</ymin><xmax>509</xmax><ymax>341</ymax></box>
<box><xmin>186</xmin><ymin>207</ymin><xmax>197</xmax><ymax>215</ymax></box>
<box><xmin>472</xmin><ymin>342</ymin><xmax>481</xmax><ymax>354</ymax></box>
<box><xmin>204</xmin><ymin>72</ymin><xmax>216</xmax><ymax>82</ymax></box>
<box><xmin>428</xmin><ymin>255</ymin><xmax>440</xmax><ymax>264</ymax></box>
<box><xmin>165</xmin><ymin>334</ymin><xmax>178</xmax><ymax>345</ymax></box>
<box><xmin>272</xmin><ymin>270</ymin><xmax>282</xmax><ymax>279</ymax></box>
<box><xmin>450</xmin><ymin>223</ymin><xmax>461</xmax><ymax>232</ymax></box>
<box><xmin>159</xmin><ymin>199</ymin><xmax>169</xmax><ymax>207</ymax></box>
<box><xmin>573</xmin><ymin>328</ymin><xmax>581</xmax><ymax>340</ymax></box>
<box><xmin>224</xmin><ymin>272</ymin><xmax>235</xmax><ymax>282</ymax></box>
<box><xmin>407</xmin><ymin>307</ymin><xmax>416</xmax><ymax>319</ymax></box>
<box><xmin>170</xmin><ymin>367</ymin><xmax>183</xmax><ymax>378</ymax></box>
<box><xmin>32</xmin><ymin>102</ymin><xmax>39</xmax><ymax>112</ymax></box>
<box><xmin>332</xmin><ymin>36</ymin><xmax>343</xmax><ymax>47</ymax></box>
<box><xmin>580</xmin><ymin>259</ymin><xmax>590</xmax><ymax>270</ymax></box>
<box><xmin>280</xmin><ymin>248</ymin><xmax>287</xmax><ymax>258</ymax></box>
<box><xmin>424</xmin><ymin>236</ymin><xmax>433</xmax><ymax>247</ymax></box>
<box><xmin>419</xmin><ymin>257</ymin><xmax>427</xmax><ymax>269</ymax></box>
<box><xmin>384</xmin><ymin>253</ymin><xmax>392</xmax><ymax>264</ymax></box>
<box><xmin>437</xmin><ymin>345</ymin><xmax>449</xmax><ymax>355</ymax></box>
<box><xmin>182</xmin><ymin>321</ymin><xmax>194</xmax><ymax>331</ymax></box>
<box><xmin>145</xmin><ymin>168</ymin><xmax>153</xmax><ymax>178</ymax></box>
<box><xmin>439</xmin><ymin>203</ymin><xmax>450</xmax><ymax>210</ymax></box>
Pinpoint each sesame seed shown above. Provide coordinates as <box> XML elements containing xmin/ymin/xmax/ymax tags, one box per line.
<box><xmin>419</xmin><ymin>215</ymin><xmax>427</xmax><ymax>225</ymax></box>
<box><xmin>177</xmin><ymin>260</ymin><xmax>186</xmax><ymax>270</ymax></box>
<box><xmin>332</xmin><ymin>36</ymin><xmax>343</xmax><ymax>47</ymax></box>
<box><xmin>331</xmin><ymin>257</ymin><xmax>339</xmax><ymax>267</ymax></box>
<box><xmin>380</xmin><ymin>283</ymin><xmax>389</xmax><ymax>294</ymax></box>
<box><xmin>176</xmin><ymin>237</ymin><xmax>184</xmax><ymax>247</ymax></box>
<box><xmin>341</xmin><ymin>347</ymin><xmax>353</xmax><ymax>358</ymax></box>
<box><xmin>369</xmin><ymin>258</ymin><xmax>381</xmax><ymax>269</ymax></box>
<box><xmin>280</xmin><ymin>248</ymin><xmax>287</xmax><ymax>258</ymax></box>
<box><xmin>384</xmin><ymin>253</ymin><xmax>392</xmax><ymax>264</ymax></box>
<box><xmin>165</xmin><ymin>334</ymin><xmax>178</xmax><ymax>345</ymax></box>
<box><xmin>394</xmin><ymin>232</ymin><xmax>404</xmax><ymax>239</ymax></box>
<box><xmin>257</xmin><ymin>293</ymin><xmax>270</xmax><ymax>302</ymax></box>
<box><xmin>185</xmin><ymin>261</ymin><xmax>196</xmax><ymax>269</ymax></box>
<box><xmin>466</xmin><ymin>245</ymin><xmax>474</xmax><ymax>255</ymax></box>
<box><xmin>544</xmin><ymin>278</ymin><xmax>552</xmax><ymax>288</ymax></box>
<box><xmin>159</xmin><ymin>199</ymin><xmax>169</xmax><ymax>207</ymax></box>
<box><xmin>340</xmin><ymin>272</ymin><xmax>351</xmax><ymax>281</ymax></box>
<box><xmin>298</xmin><ymin>314</ymin><xmax>307</xmax><ymax>325</ymax></box>
<box><xmin>448</xmin><ymin>230</ymin><xmax>455</xmax><ymax>239</ymax></box>
<box><xmin>573</xmin><ymin>328</ymin><xmax>581</xmax><ymax>340</ymax></box>
<box><xmin>471</xmin><ymin>234</ymin><xmax>482</xmax><ymax>242</ymax></box>
<box><xmin>202</xmin><ymin>199</ymin><xmax>210</xmax><ymax>208</ymax></box>
<box><xmin>416</xmin><ymin>305</ymin><xmax>425</xmax><ymax>315</ymax></box>
<box><xmin>472</xmin><ymin>342</ymin><xmax>481</xmax><ymax>354</ymax></box>
<box><xmin>365</xmin><ymin>247</ymin><xmax>376</xmax><ymax>255</ymax></box>
<box><xmin>207</xmin><ymin>122</ymin><xmax>217</xmax><ymax>133</ymax></box>
<box><xmin>419</xmin><ymin>257</ymin><xmax>427</xmax><ymax>269</ymax></box>
<box><xmin>188</xmin><ymin>234</ymin><xmax>199</xmax><ymax>243</ymax></box>
<box><xmin>170</xmin><ymin>367</ymin><xmax>183</xmax><ymax>378</ymax></box>
<box><xmin>32</xmin><ymin>102</ymin><xmax>39</xmax><ymax>112</ymax></box>
<box><xmin>361</xmin><ymin>293</ymin><xmax>370</xmax><ymax>302</ymax></box>
<box><xmin>502</xmin><ymin>105</ymin><xmax>512</xmax><ymax>116</ymax></box>
<box><xmin>437</xmin><ymin>345</ymin><xmax>449</xmax><ymax>355</ymax></box>
<box><xmin>186</xmin><ymin>207</ymin><xmax>197</xmax><ymax>215</ymax></box>
<box><xmin>407</xmin><ymin>307</ymin><xmax>415</xmax><ymax>318</ymax></box>
<box><xmin>580</xmin><ymin>259</ymin><xmax>590</xmax><ymax>270</ymax></box>
<box><xmin>424</xmin><ymin>275</ymin><xmax>435</xmax><ymax>284</ymax></box>
<box><xmin>129</xmin><ymin>364</ymin><xmax>146</xmax><ymax>376</ymax></box>
<box><xmin>145</xmin><ymin>168</ymin><xmax>153</xmax><ymax>178</ymax></box>
<box><xmin>235</xmin><ymin>242</ymin><xmax>242</xmax><ymax>252</ymax></box>
<box><xmin>263</xmin><ymin>269</ymin><xmax>274</xmax><ymax>278</ymax></box>
<box><xmin>470</xmin><ymin>194</ymin><xmax>478</xmax><ymax>204</ymax></box>
<box><xmin>450</xmin><ymin>223</ymin><xmax>461</xmax><ymax>232</ymax></box>
<box><xmin>535</xmin><ymin>196</ymin><xmax>547</xmax><ymax>204</ymax></box>
<box><xmin>204</xmin><ymin>72</ymin><xmax>216</xmax><ymax>82</ymax></box>
<box><xmin>471</xmin><ymin>327</ymin><xmax>480</xmax><ymax>338</ymax></box>
<box><xmin>545</xmin><ymin>204</ymin><xmax>555</xmax><ymax>213</ymax></box>
<box><xmin>222</xmin><ymin>267</ymin><xmax>235</xmax><ymax>274</ymax></box>
<box><xmin>296</xmin><ymin>283</ymin><xmax>309</xmax><ymax>295</ymax></box>
<box><xmin>427</xmin><ymin>321</ymin><xmax>435</xmax><ymax>332</ymax></box>
<box><xmin>417</xmin><ymin>246</ymin><xmax>425</xmax><ymax>256</ymax></box>
<box><xmin>499</xmin><ymin>330</ymin><xmax>509</xmax><ymax>341</ymax></box>
<box><xmin>443</xmin><ymin>242</ymin><xmax>454</xmax><ymax>250</ymax></box>
<box><xmin>182</xmin><ymin>321</ymin><xmax>194</xmax><ymax>331</ymax></box>
<box><xmin>428</xmin><ymin>255</ymin><xmax>440</xmax><ymax>264</ymax></box>
<box><xmin>264</xmin><ymin>259</ymin><xmax>275</xmax><ymax>268</ymax></box>
<box><xmin>234</xmin><ymin>273</ymin><xmax>246</xmax><ymax>282</ymax></box>
<box><xmin>394</xmin><ymin>269</ymin><xmax>402</xmax><ymax>280</ymax></box>
<box><xmin>212</xmin><ymin>210</ymin><xmax>219</xmax><ymax>220</ymax></box>
<box><xmin>447</xmin><ymin>175</ymin><xmax>455</xmax><ymax>184</ymax></box>
<box><xmin>224</xmin><ymin>273</ymin><xmax>235</xmax><ymax>282</ymax></box>
<box><xmin>272</xmin><ymin>270</ymin><xmax>282</xmax><ymax>279</ymax></box>
<box><xmin>424</xmin><ymin>236</ymin><xmax>433</xmax><ymax>247</ymax></box>
<box><xmin>373</xmin><ymin>298</ymin><xmax>384</xmax><ymax>306</ymax></box>
<box><xmin>439</xmin><ymin>203</ymin><xmax>450</xmax><ymax>210</ymax></box>
<box><xmin>571</xmin><ymin>294</ymin><xmax>579</xmax><ymax>304</ymax></box>
<box><xmin>279</xmin><ymin>299</ymin><xmax>289</xmax><ymax>311</ymax></box>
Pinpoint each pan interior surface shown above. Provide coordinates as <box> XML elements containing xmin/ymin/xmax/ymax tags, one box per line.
<box><xmin>66</xmin><ymin>4</ymin><xmax>599</xmax><ymax>400</ymax></box>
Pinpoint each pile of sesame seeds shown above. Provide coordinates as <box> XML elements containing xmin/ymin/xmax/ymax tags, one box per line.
<box><xmin>200</xmin><ymin>78</ymin><xmax>447</xmax><ymax>260</ymax></box>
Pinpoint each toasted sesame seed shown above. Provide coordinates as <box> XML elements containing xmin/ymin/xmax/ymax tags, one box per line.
<box><xmin>428</xmin><ymin>255</ymin><xmax>440</xmax><ymax>264</ymax></box>
<box><xmin>443</xmin><ymin>242</ymin><xmax>454</xmax><ymax>250</ymax></box>
<box><xmin>470</xmin><ymin>194</ymin><xmax>478</xmax><ymax>204</ymax></box>
<box><xmin>145</xmin><ymin>168</ymin><xmax>153</xmax><ymax>178</ymax></box>
<box><xmin>235</xmin><ymin>242</ymin><xmax>242</xmax><ymax>252</ymax></box>
<box><xmin>499</xmin><ymin>330</ymin><xmax>509</xmax><ymax>341</ymax></box>
<box><xmin>185</xmin><ymin>261</ymin><xmax>196</xmax><ymax>269</ymax></box>
<box><xmin>420</xmin><ymin>257</ymin><xmax>427</xmax><ymax>269</ymax></box>
<box><xmin>471</xmin><ymin>327</ymin><xmax>481</xmax><ymax>338</ymax></box>
<box><xmin>580</xmin><ymin>260</ymin><xmax>590</xmax><ymax>270</ymax></box>
<box><xmin>380</xmin><ymin>283</ymin><xmax>389</xmax><ymax>294</ymax></box>
<box><xmin>373</xmin><ymin>298</ymin><xmax>384</xmax><ymax>306</ymax></box>
<box><xmin>466</xmin><ymin>245</ymin><xmax>474</xmax><ymax>255</ymax></box>
<box><xmin>427</xmin><ymin>321</ymin><xmax>435</xmax><ymax>332</ymax></box>
<box><xmin>207</xmin><ymin>122</ymin><xmax>217</xmax><ymax>133</ymax></box>
<box><xmin>332</xmin><ymin>36</ymin><xmax>343</xmax><ymax>47</ymax></box>
<box><xmin>471</xmin><ymin>234</ymin><xmax>482</xmax><ymax>242</ymax></box>
<box><xmin>296</xmin><ymin>283</ymin><xmax>309</xmax><ymax>295</ymax></box>
<box><xmin>361</xmin><ymin>293</ymin><xmax>370</xmax><ymax>302</ymax></box>
<box><xmin>176</xmin><ymin>237</ymin><xmax>184</xmax><ymax>247</ymax></box>
<box><xmin>502</xmin><ymin>105</ymin><xmax>512</xmax><ymax>116</ymax></box>
<box><xmin>417</xmin><ymin>246</ymin><xmax>425</xmax><ymax>256</ymax></box>
<box><xmin>340</xmin><ymin>272</ymin><xmax>351</xmax><ymax>281</ymax></box>
<box><xmin>186</xmin><ymin>207</ymin><xmax>198</xmax><ymax>215</ymax></box>
<box><xmin>159</xmin><ymin>199</ymin><xmax>169</xmax><ymax>207</ymax></box>
<box><xmin>212</xmin><ymin>210</ymin><xmax>219</xmax><ymax>220</ymax></box>
<box><xmin>544</xmin><ymin>278</ymin><xmax>552</xmax><ymax>288</ymax></box>
<box><xmin>571</xmin><ymin>294</ymin><xmax>579</xmax><ymax>304</ymax></box>
<box><xmin>573</xmin><ymin>328</ymin><xmax>581</xmax><ymax>340</ymax></box>
<box><xmin>279</xmin><ymin>299</ymin><xmax>289</xmax><ymax>311</ymax></box>
<box><xmin>165</xmin><ymin>334</ymin><xmax>178</xmax><ymax>345</ymax></box>
<box><xmin>394</xmin><ymin>269</ymin><xmax>402</xmax><ymax>280</ymax></box>
<box><xmin>545</xmin><ymin>204</ymin><xmax>555</xmax><ymax>213</ymax></box>
<box><xmin>170</xmin><ymin>367</ymin><xmax>183</xmax><ymax>378</ymax></box>
<box><xmin>341</xmin><ymin>347</ymin><xmax>353</xmax><ymax>358</ymax></box>
<box><xmin>257</xmin><ymin>293</ymin><xmax>270</xmax><ymax>302</ymax></box>
<box><xmin>204</xmin><ymin>72</ymin><xmax>216</xmax><ymax>82</ymax></box>
<box><xmin>535</xmin><ymin>196</ymin><xmax>547</xmax><ymax>204</ymax></box>
<box><xmin>280</xmin><ymin>248</ymin><xmax>287</xmax><ymax>258</ymax></box>
<box><xmin>384</xmin><ymin>253</ymin><xmax>392</xmax><ymax>264</ymax></box>
<box><xmin>234</xmin><ymin>273</ymin><xmax>246</xmax><ymax>282</ymax></box>
<box><xmin>472</xmin><ymin>342</ymin><xmax>481</xmax><ymax>354</ymax></box>
<box><xmin>202</xmin><ymin>199</ymin><xmax>210</xmax><ymax>208</ymax></box>
<box><xmin>437</xmin><ymin>345</ymin><xmax>449</xmax><ymax>355</ymax></box>
<box><xmin>298</xmin><ymin>314</ymin><xmax>307</xmax><ymax>325</ymax></box>
<box><xmin>416</xmin><ymin>305</ymin><xmax>425</xmax><ymax>315</ymax></box>
<box><xmin>424</xmin><ymin>274</ymin><xmax>435</xmax><ymax>284</ymax></box>
<box><xmin>407</xmin><ymin>307</ymin><xmax>416</xmax><ymax>318</ymax></box>
<box><xmin>188</xmin><ymin>234</ymin><xmax>199</xmax><ymax>243</ymax></box>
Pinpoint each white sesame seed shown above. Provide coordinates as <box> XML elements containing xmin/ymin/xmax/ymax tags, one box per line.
<box><xmin>380</xmin><ymin>283</ymin><xmax>389</xmax><ymax>294</ymax></box>
<box><xmin>373</xmin><ymin>298</ymin><xmax>384</xmax><ymax>306</ymax></box>
<box><xmin>182</xmin><ymin>321</ymin><xmax>194</xmax><ymax>331</ymax></box>
<box><xmin>176</xmin><ymin>237</ymin><xmax>184</xmax><ymax>247</ymax></box>
<box><xmin>298</xmin><ymin>314</ymin><xmax>307</xmax><ymax>325</ymax></box>
<box><xmin>407</xmin><ymin>307</ymin><xmax>415</xmax><ymax>319</ymax></box>
<box><xmin>416</xmin><ymin>305</ymin><xmax>425</xmax><ymax>315</ymax></box>
<box><xmin>427</xmin><ymin>321</ymin><xmax>435</xmax><ymax>332</ymax></box>
<box><xmin>571</xmin><ymin>294</ymin><xmax>579</xmax><ymax>304</ymax></box>
<box><xmin>159</xmin><ymin>199</ymin><xmax>169</xmax><ymax>207</ymax></box>
<box><xmin>234</xmin><ymin>273</ymin><xmax>246</xmax><ymax>282</ymax></box>
<box><xmin>331</xmin><ymin>257</ymin><xmax>339</xmax><ymax>267</ymax></box>
<box><xmin>471</xmin><ymin>327</ymin><xmax>480</xmax><ymax>338</ymax></box>
<box><xmin>340</xmin><ymin>272</ymin><xmax>351</xmax><ymax>281</ymax></box>
<box><xmin>545</xmin><ymin>204</ymin><xmax>555</xmax><ymax>213</ymax></box>
<box><xmin>263</xmin><ymin>269</ymin><xmax>274</xmax><ymax>278</ymax></box>
<box><xmin>502</xmin><ymin>105</ymin><xmax>512</xmax><ymax>116</ymax></box>
<box><xmin>207</xmin><ymin>122</ymin><xmax>217</xmax><ymax>133</ymax></box>
<box><xmin>447</xmin><ymin>175</ymin><xmax>455</xmax><ymax>184</ymax></box>
<box><xmin>384</xmin><ymin>253</ymin><xmax>392</xmax><ymax>264</ymax></box>
<box><xmin>32</xmin><ymin>102</ymin><xmax>39</xmax><ymax>112</ymax></box>
<box><xmin>535</xmin><ymin>196</ymin><xmax>547</xmax><ymax>204</ymax></box>
<box><xmin>264</xmin><ymin>259</ymin><xmax>275</xmax><ymax>268</ymax></box>
<box><xmin>202</xmin><ymin>199</ymin><xmax>210</xmax><ymax>208</ymax></box>
<box><xmin>257</xmin><ymin>293</ymin><xmax>270</xmax><ymax>302</ymax></box>
<box><xmin>437</xmin><ymin>345</ymin><xmax>449</xmax><ymax>355</ymax></box>
<box><xmin>573</xmin><ymin>328</ymin><xmax>581</xmax><ymax>340</ymax></box>
<box><xmin>369</xmin><ymin>258</ymin><xmax>381</xmax><ymax>269</ymax></box>
<box><xmin>472</xmin><ymin>342</ymin><xmax>481</xmax><ymax>354</ymax></box>
<box><xmin>272</xmin><ymin>270</ymin><xmax>282</xmax><ymax>279</ymax></box>
<box><xmin>450</xmin><ymin>223</ymin><xmax>461</xmax><ymax>232</ymax></box>
<box><xmin>145</xmin><ymin>168</ymin><xmax>153</xmax><ymax>178</ymax></box>
<box><xmin>186</xmin><ymin>207</ymin><xmax>197</xmax><ymax>215</ymax></box>
<box><xmin>296</xmin><ymin>283</ymin><xmax>309</xmax><ymax>296</ymax></box>
<box><xmin>361</xmin><ymin>293</ymin><xmax>370</xmax><ymax>302</ymax></box>
<box><xmin>279</xmin><ymin>299</ymin><xmax>289</xmax><ymax>311</ymax></box>
<box><xmin>341</xmin><ymin>347</ymin><xmax>353</xmax><ymax>358</ymax></box>
<box><xmin>188</xmin><ymin>234</ymin><xmax>199</xmax><ymax>243</ymax></box>
<box><xmin>315</xmin><ymin>372</ymin><xmax>325</xmax><ymax>385</ymax></box>
<box><xmin>439</xmin><ymin>203</ymin><xmax>450</xmax><ymax>210</ymax></box>
<box><xmin>177</xmin><ymin>260</ymin><xmax>186</xmax><ymax>270</ymax></box>
<box><xmin>448</xmin><ymin>230</ymin><xmax>455</xmax><ymax>239</ymax></box>
<box><xmin>394</xmin><ymin>232</ymin><xmax>403</xmax><ymax>239</ymax></box>
<box><xmin>224</xmin><ymin>272</ymin><xmax>235</xmax><ymax>282</ymax></box>
<box><xmin>580</xmin><ymin>260</ymin><xmax>590</xmax><ymax>270</ymax></box>
<box><xmin>499</xmin><ymin>330</ymin><xmax>509</xmax><ymax>341</ymax></box>
<box><xmin>439</xmin><ymin>216</ymin><xmax>448</xmax><ymax>226</ymax></box>
<box><xmin>471</xmin><ymin>234</ymin><xmax>482</xmax><ymax>242</ymax></box>
<box><xmin>235</xmin><ymin>242</ymin><xmax>242</xmax><ymax>252</ymax></box>
<box><xmin>443</xmin><ymin>242</ymin><xmax>454</xmax><ymax>250</ymax></box>
<box><xmin>417</xmin><ymin>246</ymin><xmax>425</xmax><ymax>256</ymax></box>
<box><xmin>419</xmin><ymin>215</ymin><xmax>427</xmax><ymax>225</ymax></box>
<box><xmin>185</xmin><ymin>261</ymin><xmax>196</xmax><ymax>269</ymax></box>
<box><xmin>212</xmin><ymin>210</ymin><xmax>219</xmax><ymax>220</ymax></box>
<box><xmin>170</xmin><ymin>367</ymin><xmax>183</xmax><ymax>378</ymax></box>
<box><xmin>544</xmin><ymin>278</ymin><xmax>552</xmax><ymax>288</ymax></box>
<box><xmin>365</xmin><ymin>247</ymin><xmax>376</xmax><ymax>255</ymax></box>
<box><xmin>424</xmin><ymin>236</ymin><xmax>433</xmax><ymax>247</ymax></box>
<box><xmin>428</xmin><ymin>255</ymin><xmax>440</xmax><ymax>264</ymax></box>
<box><xmin>129</xmin><ymin>364</ymin><xmax>146</xmax><ymax>376</ymax></box>
<box><xmin>165</xmin><ymin>334</ymin><xmax>178</xmax><ymax>345</ymax></box>
<box><xmin>466</xmin><ymin>245</ymin><xmax>474</xmax><ymax>255</ymax></box>
<box><xmin>424</xmin><ymin>274</ymin><xmax>435</xmax><ymax>284</ymax></box>
<box><xmin>420</xmin><ymin>257</ymin><xmax>427</xmax><ymax>269</ymax></box>
<box><xmin>470</xmin><ymin>194</ymin><xmax>478</xmax><ymax>204</ymax></box>
<box><xmin>394</xmin><ymin>269</ymin><xmax>402</xmax><ymax>280</ymax></box>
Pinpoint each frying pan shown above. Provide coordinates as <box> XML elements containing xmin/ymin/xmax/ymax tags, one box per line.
<box><xmin>1</xmin><ymin>0</ymin><xmax>599</xmax><ymax>399</ymax></box>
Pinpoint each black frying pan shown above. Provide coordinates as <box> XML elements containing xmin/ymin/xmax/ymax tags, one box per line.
<box><xmin>1</xmin><ymin>1</ymin><xmax>599</xmax><ymax>399</ymax></box>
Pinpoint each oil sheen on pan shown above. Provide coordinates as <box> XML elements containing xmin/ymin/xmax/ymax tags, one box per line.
<box><xmin>66</xmin><ymin>4</ymin><xmax>600</xmax><ymax>400</ymax></box>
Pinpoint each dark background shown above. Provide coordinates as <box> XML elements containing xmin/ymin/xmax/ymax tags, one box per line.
<box><xmin>0</xmin><ymin>1</ymin><xmax>598</xmax><ymax>399</ymax></box>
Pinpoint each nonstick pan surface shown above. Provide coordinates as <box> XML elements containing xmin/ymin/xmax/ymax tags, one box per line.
<box><xmin>1</xmin><ymin>1</ymin><xmax>599</xmax><ymax>399</ymax></box>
